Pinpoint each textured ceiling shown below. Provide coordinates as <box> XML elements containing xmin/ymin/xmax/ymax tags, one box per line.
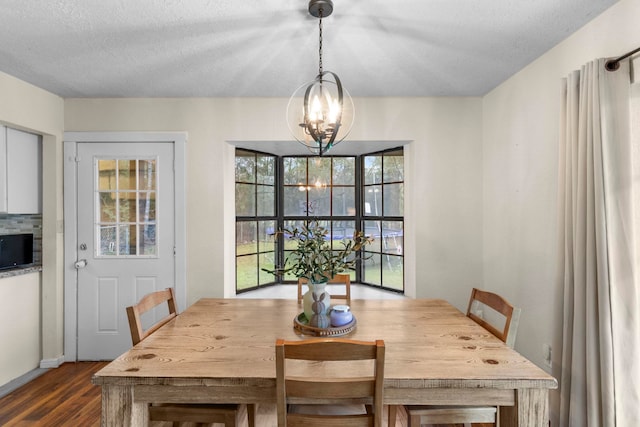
<box><xmin>0</xmin><ymin>0</ymin><xmax>619</xmax><ymax>98</ymax></box>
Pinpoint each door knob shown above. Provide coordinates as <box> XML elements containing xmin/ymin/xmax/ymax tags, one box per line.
<box><xmin>74</xmin><ymin>259</ymin><xmax>88</xmax><ymax>269</ymax></box>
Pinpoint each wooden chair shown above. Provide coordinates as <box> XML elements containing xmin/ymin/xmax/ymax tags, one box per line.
<box><xmin>297</xmin><ymin>273</ymin><xmax>351</xmax><ymax>304</ymax></box>
<box><xmin>126</xmin><ymin>288</ymin><xmax>255</xmax><ymax>427</ymax></box>
<box><xmin>466</xmin><ymin>287</ymin><xmax>521</xmax><ymax>348</ymax></box>
<box><xmin>275</xmin><ymin>337</ymin><xmax>385</xmax><ymax>427</ymax></box>
<box><xmin>126</xmin><ymin>287</ymin><xmax>178</xmax><ymax>345</ymax></box>
<box><xmin>391</xmin><ymin>288</ymin><xmax>521</xmax><ymax>427</ymax></box>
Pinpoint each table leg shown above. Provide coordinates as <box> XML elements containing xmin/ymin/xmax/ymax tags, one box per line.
<box><xmin>500</xmin><ymin>388</ymin><xmax>549</xmax><ymax>426</ymax></box>
<box><xmin>101</xmin><ymin>385</ymin><xmax>148</xmax><ymax>427</ymax></box>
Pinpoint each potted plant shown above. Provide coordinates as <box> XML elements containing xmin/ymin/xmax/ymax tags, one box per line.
<box><xmin>264</xmin><ymin>220</ymin><xmax>372</xmax><ymax>327</ymax></box>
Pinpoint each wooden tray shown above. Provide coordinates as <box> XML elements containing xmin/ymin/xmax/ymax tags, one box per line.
<box><xmin>293</xmin><ymin>312</ymin><xmax>357</xmax><ymax>337</ymax></box>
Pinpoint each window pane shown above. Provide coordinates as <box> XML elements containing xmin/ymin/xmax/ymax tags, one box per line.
<box><xmin>235</xmin><ymin>150</ymin><xmax>255</xmax><ymax>183</ymax></box>
<box><xmin>383</xmin><ymin>183</ymin><xmax>404</xmax><ymax>216</ymax></box>
<box><xmin>258</xmin><ymin>253</ymin><xmax>276</xmax><ymax>285</ymax></box>
<box><xmin>99</xmin><ymin>192</ymin><xmax>116</xmax><ymax>222</ymax></box>
<box><xmin>236</xmin><ymin>222</ymin><xmax>257</xmax><ymax>255</ymax></box>
<box><xmin>284</xmin><ymin>186</ymin><xmax>307</xmax><ymax>216</ymax></box>
<box><xmin>382</xmin><ymin>221</ymin><xmax>403</xmax><ymax>254</ymax></box>
<box><xmin>257</xmin><ymin>155</ymin><xmax>275</xmax><ymax>185</ymax></box>
<box><xmin>332</xmin><ymin>157</ymin><xmax>355</xmax><ymax>185</ymax></box>
<box><xmin>364</xmin><ymin>220</ymin><xmax>382</xmax><ymax>252</ymax></box>
<box><xmin>139</xmin><ymin>159</ymin><xmax>157</xmax><ymax>190</ymax></box>
<box><xmin>364</xmin><ymin>155</ymin><xmax>382</xmax><ymax>185</ymax></box>
<box><xmin>284</xmin><ymin>220</ymin><xmax>305</xmax><ymax>237</ymax></box>
<box><xmin>363</xmin><ymin>253</ymin><xmax>381</xmax><ymax>286</ymax></box>
<box><xmin>283</xmin><ymin>250</ymin><xmax>300</xmax><ymax>281</ymax></box>
<box><xmin>99</xmin><ymin>225</ymin><xmax>117</xmax><ymax>256</ymax></box>
<box><xmin>382</xmin><ymin>255</ymin><xmax>403</xmax><ymax>291</ymax></box>
<box><xmin>235</xmin><ymin>183</ymin><xmax>256</xmax><ymax>216</ymax></box>
<box><xmin>283</xmin><ymin>157</ymin><xmax>307</xmax><ymax>185</ymax></box>
<box><xmin>98</xmin><ymin>160</ymin><xmax>117</xmax><ymax>190</ymax></box>
<box><xmin>118</xmin><ymin>160</ymin><xmax>136</xmax><ymax>190</ymax></box>
<box><xmin>237</xmin><ymin>255</ymin><xmax>257</xmax><ymax>291</ymax></box>
<box><xmin>332</xmin><ymin>186</ymin><xmax>355</xmax><ymax>216</ymax></box>
<box><xmin>308</xmin><ymin>187</ymin><xmax>330</xmax><ymax>216</ymax></box>
<box><xmin>118</xmin><ymin>193</ymin><xmax>137</xmax><ymax>222</ymax></box>
<box><xmin>139</xmin><ymin>192</ymin><xmax>156</xmax><ymax>222</ymax></box>
<box><xmin>332</xmin><ymin>221</ymin><xmax>355</xmax><ymax>246</ymax></box>
<box><xmin>259</xmin><ymin>220</ymin><xmax>276</xmax><ymax>253</ymax></box>
<box><xmin>119</xmin><ymin>224</ymin><xmax>136</xmax><ymax>255</ymax></box>
<box><xmin>257</xmin><ymin>185</ymin><xmax>275</xmax><ymax>216</ymax></box>
<box><xmin>383</xmin><ymin>150</ymin><xmax>404</xmax><ymax>182</ymax></box>
<box><xmin>308</xmin><ymin>157</ymin><xmax>331</xmax><ymax>187</ymax></box>
<box><xmin>140</xmin><ymin>224</ymin><xmax>157</xmax><ymax>255</ymax></box>
<box><xmin>363</xmin><ymin>185</ymin><xmax>382</xmax><ymax>216</ymax></box>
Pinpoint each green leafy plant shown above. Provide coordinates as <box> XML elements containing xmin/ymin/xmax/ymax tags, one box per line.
<box><xmin>263</xmin><ymin>220</ymin><xmax>373</xmax><ymax>283</ymax></box>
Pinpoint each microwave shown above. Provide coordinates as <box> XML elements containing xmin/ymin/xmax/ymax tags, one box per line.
<box><xmin>0</xmin><ymin>233</ymin><xmax>34</xmax><ymax>269</ymax></box>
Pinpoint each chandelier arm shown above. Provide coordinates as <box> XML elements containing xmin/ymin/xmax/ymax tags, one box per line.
<box><xmin>320</xmin><ymin>71</ymin><xmax>342</xmax><ymax>148</ymax></box>
<box><xmin>303</xmin><ymin>78</ymin><xmax>323</xmax><ymax>144</ymax></box>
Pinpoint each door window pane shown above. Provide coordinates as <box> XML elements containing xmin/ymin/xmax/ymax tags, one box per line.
<box><xmin>118</xmin><ymin>160</ymin><xmax>136</xmax><ymax>190</ymax></box>
<box><xmin>139</xmin><ymin>160</ymin><xmax>156</xmax><ymax>190</ymax></box>
<box><xmin>96</xmin><ymin>157</ymin><xmax>158</xmax><ymax>257</ymax></box>
<box><xmin>98</xmin><ymin>160</ymin><xmax>117</xmax><ymax>190</ymax></box>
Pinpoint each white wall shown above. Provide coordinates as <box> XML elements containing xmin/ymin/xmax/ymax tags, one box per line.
<box><xmin>482</xmin><ymin>0</ymin><xmax>640</xmax><ymax>422</ymax></box>
<box><xmin>64</xmin><ymin>97</ymin><xmax>484</xmax><ymax>309</ymax></box>
<box><xmin>0</xmin><ymin>71</ymin><xmax>64</xmax><ymax>386</ymax></box>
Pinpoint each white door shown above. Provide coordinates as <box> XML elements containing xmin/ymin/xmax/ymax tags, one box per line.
<box><xmin>75</xmin><ymin>142</ymin><xmax>175</xmax><ymax>360</ymax></box>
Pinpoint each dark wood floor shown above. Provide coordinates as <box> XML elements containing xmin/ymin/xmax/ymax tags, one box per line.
<box><xmin>0</xmin><ymin>362</ymin><xmax>104</xmax><ymax>426</ymax></box>
<box><xmin>0</xmin><ymin>362</ymin><xmax>493</xmax><ymax>427</ymax></box>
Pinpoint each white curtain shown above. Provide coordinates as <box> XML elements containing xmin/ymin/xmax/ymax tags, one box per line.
<box><xmin>558</xmin><ymin>58</ymin><xmax>640</xmax><ymax>426</ymax></box>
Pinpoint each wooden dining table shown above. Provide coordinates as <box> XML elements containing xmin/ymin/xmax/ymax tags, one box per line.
<box><xmin>92</xmin><ymin>298</ymin><xmax>557</xmax><ymax>426</ymax></box>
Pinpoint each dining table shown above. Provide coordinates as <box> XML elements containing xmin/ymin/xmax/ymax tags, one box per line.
<box><xmin>92</xmin><ymin>298</ymin><xmax>557</xmax><ymax>426</ymax></box>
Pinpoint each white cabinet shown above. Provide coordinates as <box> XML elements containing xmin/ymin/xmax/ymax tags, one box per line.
<box><xmin>0</xmin><ymin>125</ymin><xmax>42</xmax><ymax>214</ymax></box>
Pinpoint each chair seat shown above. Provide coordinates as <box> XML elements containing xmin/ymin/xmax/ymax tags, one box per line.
<box><xmin>406</xmin><ymin>405</ymin><xmax>496</xmax><ymax>425</ymax></box>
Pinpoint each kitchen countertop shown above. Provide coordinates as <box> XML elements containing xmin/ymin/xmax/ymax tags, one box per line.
<box><xmin>0</xmin><ymin>265</ymin><xmax>43</xmax><ymax>279</ymax></box>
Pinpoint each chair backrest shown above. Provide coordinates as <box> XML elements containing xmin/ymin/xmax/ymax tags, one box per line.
<box><xmin>126</xmin><ymin>288</ymin><xmax>178</xmax><ymax>345</ymax></box>
<box><xmin>466</xmin><ymin>287</ymin><xmax>521</xmax><ymax>348</ymax></box>
<box><xmin>275</xmin><ymin>338</ymin><xmax>385</xmax><ymax>427</ymax></box>
<box><xmin>297</xmin><ymin>273</ymin><xmax>351</xmax><ymax>304</ymax></box>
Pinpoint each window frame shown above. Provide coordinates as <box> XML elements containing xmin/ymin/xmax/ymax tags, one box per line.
<box><xmin>235</xmin><ymin>147</ymin><xmax>404</xmax><ymax>294</ymax></box>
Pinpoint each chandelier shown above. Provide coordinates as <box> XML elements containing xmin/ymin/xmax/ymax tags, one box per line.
<box><xmin>286</xmin><ymin>0</ymin><xmax>354</xmax><ymax>156</ymax></box>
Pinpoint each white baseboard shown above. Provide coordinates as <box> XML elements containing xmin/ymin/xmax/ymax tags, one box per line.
<box><xmin>39</xmin><ymin>356</ymin><xmax>65</xmax><ymax>369</ymax></box>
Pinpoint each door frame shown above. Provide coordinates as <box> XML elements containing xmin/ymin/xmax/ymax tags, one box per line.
<box><xmin>63</xmin><ymin>131</ymin><xmax>187</xmax><ymax>362</ymax></box>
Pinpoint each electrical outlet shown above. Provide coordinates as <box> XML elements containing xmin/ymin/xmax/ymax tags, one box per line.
<box><xmin>543</xmin><ymin>344</ymin><xmax>552</xmax><ymax>369</ymax></box>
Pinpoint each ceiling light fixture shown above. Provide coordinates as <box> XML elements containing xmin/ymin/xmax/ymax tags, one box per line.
<box><xmin>286</xmin><ymin>0</ymin><xmax>354</xmax><ymax>156</ymax></box>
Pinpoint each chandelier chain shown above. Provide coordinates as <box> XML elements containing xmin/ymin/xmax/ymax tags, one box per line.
<box><xmin>318</xmin><ymin>9</ymin><xmax>323</xmax><ymax>75</ymax></box>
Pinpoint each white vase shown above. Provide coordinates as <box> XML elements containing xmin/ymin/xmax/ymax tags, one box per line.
<box><xmin>303</xmin><ymin>280</ymin><xmax>331</xmax><ymax>327</ymax></box>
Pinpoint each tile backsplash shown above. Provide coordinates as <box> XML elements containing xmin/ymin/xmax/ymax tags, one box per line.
<box><xmin>0</xmin><ymin>214</ymin><xmax>42</xmax><ymax>264</ymax></box>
